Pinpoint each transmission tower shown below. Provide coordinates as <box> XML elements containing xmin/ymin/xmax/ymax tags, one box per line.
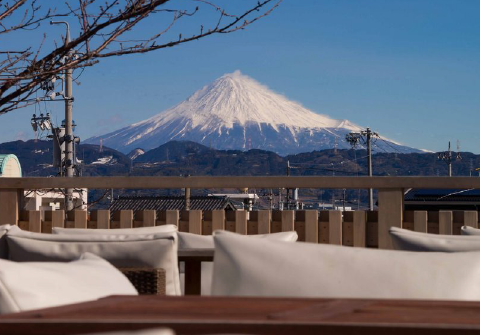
<box><xmin>346</xmin><ymin>127</ymin><xmax>379</xmax><ymax>210</ymax></box>
<box><xmin>438</xmin><ymin>141</ymin><xmax>462</xmax><ymax>177</ymax></box>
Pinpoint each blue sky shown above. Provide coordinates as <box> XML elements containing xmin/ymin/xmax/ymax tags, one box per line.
<box><xmin>1</xmin><ymin>0</ymin><xmax>480</xmax><ymax>153</ymax></box>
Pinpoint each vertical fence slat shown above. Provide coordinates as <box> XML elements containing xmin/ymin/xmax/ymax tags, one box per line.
<box><xmin>52</xmin><ymin>210</ymin><xmax>65</xmax><ymax>229</ymax></box>
<box><xmin>353</xmin><ymin>211</ymin><xmax>366</xmax><ymax>248</ymax></box>
<box><xmin>378</xmin><ymin>188</ymin><xmax>404</xmax><ymax>249</ymax></box>
<box><xmin>281</xmin><ymin>210</ymin><xmax>295</xmax><ymax>232</ymax></box>
<box><xmin>96</xmin><ymin>210</ymin><xmax>110</xmax><ymax>229</ymax></box>
<box><xmin>119</xmin><ymin>210</ymin><xmax>133</xmax><ymax>229</ymax></box>
<box><xmin>414</xmin><ymin>211</ymin><xmax>428</xmax><ymax>233</ymax></box>
<box><xmin>166</xmin><ymin>210</ymin><xmax>179</xmax><ymax>226</ymax></box>
<box><xmin>0</xmin><ymin>189</ymin><xmax>20</xmax><ymax>226</ymax></box>
<box><xmin>189</xmin><ymin>210</ymin><xmax>202</xmax><ymax>235</ymax></box>
<box><xmin>212</xmin><ymin>210</ymin><xmax>225</xmax><ymax>231</ymax></box>
<box><xmin>142</xmin><ymin>210</ymin><xmax>156</xmax><ymax>227</ymax></box>
<box><xmin>28</xmin><ymin>210</ymin><xmax>41</xmax><ymax>233</ymax></box>
<box><xmin>464</xmin><ymin>211</ymin><xmax>478</xmax><ymax>228</ymax></box>
<box><xmin>257</xmin><ymin>210</ymin><xmax>271</xmax><ymax>234</ymax></box>
<box><xmin>329</xmin><ymin>210</ymin><xmax>342</xmax><ymax>245</ymax></box>
<box><xmin>304</xmin><ymin>210</ymin><xmax>318</xmax><ymax>243</ymax></box>
<box><xmin>439</xmin><ymin>211</ymin><xmax>453</xmax><ymax>235</ymax></box>
<box><xmin>235</xmin><ymin>211</ymin><xmax>247</xmax><ymax>234</ymax></box>
<box><xmin>74</xmin><ymin>210</ymin><xmax>87</xmax><ymax>229</ymax></box>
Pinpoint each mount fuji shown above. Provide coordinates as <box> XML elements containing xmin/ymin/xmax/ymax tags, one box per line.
<box><xmin>85</xmin><ymin>71</ymin><xmax>422</xmax><ymax>155</ymax></box>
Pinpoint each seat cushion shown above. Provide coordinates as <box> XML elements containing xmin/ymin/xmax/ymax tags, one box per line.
<box><xmin>53</xmin><ymin>224</ymin><xmax>178</xmax><ymax>235</ymax></box>
<box><xmin>178</xmin><ymin>230</ymin><xmax>298</xmax><ymax>249</ymax></box>
<box><xmin>6</xmin><ymin>226</ymin><xmax>180</xmax><ymax>295</ymax></box>
<box><xmin>179</xmin><ymin>231</ymin><xmax>298</xmax><ymax>295</ymax></box>
<box><xmin>461</xmin><ymin>226</ymin><xmax>480</xmax><ymax>236</ymax></box>
<box><xmin>212</xmin><ymin>231</ymin><xmax>480</xmax><ymax>300</ymax></box>
<box><xmin>0</xmin><ymin>253</ymin><xmax>137</xmax><ymax>315</ymax></box>
<box><xmin>0</xmin><ymin>224</ymin><xmax>10</xmax><ymax>259</ymax></box>
<box><xmin>390</xmin><ymin>227</ymin><xmax>480</xmax><ymax>252</ymax></box>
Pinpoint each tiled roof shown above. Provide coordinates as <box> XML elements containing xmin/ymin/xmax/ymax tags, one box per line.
<box><xmin>109</xmin><ymin>195</ymin><xmax>236</xmax><ymax>212</ymax></box>
<box><xmin>405</xmin><ymin>189</ymin><xmax>480</xmax><ymax>202</ymax></box>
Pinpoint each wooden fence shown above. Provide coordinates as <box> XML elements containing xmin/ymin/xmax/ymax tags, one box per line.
<box><xmin>12</xmin><ymin>209</ymin><xmax>480</xmax><ymax>248</ymax></box>
<box><xmin>2</xmin><ymin>176</ymin><xmax>480</xmax><ymax>249</ymax></box>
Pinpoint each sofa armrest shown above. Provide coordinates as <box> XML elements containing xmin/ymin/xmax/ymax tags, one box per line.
<box><xmin>118</xmin><ymin>268</ymin><xmax>166</xmax><ymax>295</ymax></box>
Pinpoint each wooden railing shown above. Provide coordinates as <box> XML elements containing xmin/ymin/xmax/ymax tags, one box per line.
<box><xmin>1</xmin><ymin>176</ymin><xmax>480</xmax><ymax>249</ymax></box>
<box><xmin>8</xmin><ymin>209</ymin><xmax>479</xmax><ymax>249</ymax></box>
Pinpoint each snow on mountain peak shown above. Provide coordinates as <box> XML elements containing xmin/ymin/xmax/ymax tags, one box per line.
<box><xmin>86</xmin><ymin>71</ymin><xmax>419</xmax><ymax>155</ymax></box>
<box><xmin>134</xmin><ymin>70</ymin><xmax>362</xmax><ymax>134</ymax></box>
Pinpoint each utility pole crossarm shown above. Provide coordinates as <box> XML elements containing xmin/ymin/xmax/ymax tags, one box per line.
<box><xmin>438</xmin><ymin>141</ymin><xmax>462</xmax><ymax>177</ymax></box>
<box><xmin>346</xmin><ymin>127</ymin><xmax>379</xmax><ymax>211</ymax></box>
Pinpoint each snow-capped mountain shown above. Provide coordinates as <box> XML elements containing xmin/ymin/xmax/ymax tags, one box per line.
<box><xmin>86</xmin><ymin>71</ymin><xmax>421</xmax><ymax>155</ymax></box>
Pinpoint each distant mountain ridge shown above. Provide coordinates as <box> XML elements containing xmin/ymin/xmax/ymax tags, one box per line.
<box><xmin>85</xmin><ymin>71</ymin><xmax>422</xmax><ymax>155</ymax></box>
<box><xmin>0</xmin><ymin>139</ymin><xmax>475</xmax><ymax>179</ymax></box>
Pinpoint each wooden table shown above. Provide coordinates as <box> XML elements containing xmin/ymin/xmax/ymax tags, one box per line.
<box><xmin>2</xmin><ymin>295</ymin><xmax>480</xmax><ymax>335</ymax></box>
<box><xmin>178</xmin><ymin>249</ymin><xmax>214</xmax><ymax>296</ymax></box>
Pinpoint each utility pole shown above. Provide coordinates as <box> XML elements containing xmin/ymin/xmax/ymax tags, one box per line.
<box><xmin>346</xmin><ymin>127</ymin><xmax>378</xmax><ymax>211</ymax></box>
<box><xmin>331</xmin><ymin>162</ymin><xmax>335</xmax><ymax>209</ymax></box>
<box><xmin>438</xmin><ymin>141</ymin><xmax>461</xmax><ymax>177</ymax></box>
<box><xmin>366</xmin><ymin>128</ymin><xmax>374</xmax><ymax>210</ymax></box>
<box><xmin>51</xmin><ymin>20</ymin><xmax>75</xmax><ymax>211</ymax></box>
<box><xmin>286</xmin><ymin>160</ymin><xmax>290</xmax><ymax>210</ymax></box>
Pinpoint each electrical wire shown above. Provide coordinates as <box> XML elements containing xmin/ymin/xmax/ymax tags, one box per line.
<box><xmin>377</xmin><ymin>135</ymin><xmax>404</xmax><ymax>154</ymax></box>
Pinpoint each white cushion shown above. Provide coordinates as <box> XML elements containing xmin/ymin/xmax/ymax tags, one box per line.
<box><xmin>53</xmin><ymin>224</ymin><xmax>178</xmax><ymax>235</ymax></box>
<box><xmin>178</xmin><ymin>230</ymin><xmax>298</xmax><ymax>249</ymax></box>
<box><xmin>390</xmin><ymin>227</ymin><xmax>480</xmax><ymax>252</ymax></box>
<box><xmin>0</xmin><ymin>224</ymin><xmax>10</xmax><ymax>259</ymax></box>
<box><xmin>212</xmin><ymin>231</ymin><xmax>480</xmax><ymax>300</ymax></box>
<box><xmin>178</xmin><ymin>231</ymin><xmax>298</xmax><ymax>295</ymax></box>
<box><xmin>461</xmin><ymin>226</ymin><xmax>480</xmax><ymax>236</ymax></box>
<box><xmin>6</xmin><ymin>226</ymin><xmax>181</xmax><ymax>295</ymax></box>
<box><xmin>0</xmin><ymin>253</ymin><xmax>137</xmax><ymax>315</ymax></box>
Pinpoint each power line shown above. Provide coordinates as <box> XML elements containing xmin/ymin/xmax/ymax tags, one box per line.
<box><xmin>376</xmin><ymin>135</ymin><xmax>403</xmax><ymax>154</ymax></box>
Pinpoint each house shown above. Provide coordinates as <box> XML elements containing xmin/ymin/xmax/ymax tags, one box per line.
<box><xmin>0</xmin><ymin>154</ymin><xmax>86</xmax><ymax>210</ymax></box>
<box><xmin>404</xmin><ymin>188</ymin><xmax>480</xmax><ymax>211</ymax></box>
<box><xmin>109</xmin><ymin>195</ymin><xmax>238</xmax><ymax>214</ymax></box>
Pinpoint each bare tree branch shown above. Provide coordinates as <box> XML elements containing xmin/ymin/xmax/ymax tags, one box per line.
<box><xmin>0</xmin><ymin>0</ymin><xmax>282</xmax><ymax>115</ymax></box>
